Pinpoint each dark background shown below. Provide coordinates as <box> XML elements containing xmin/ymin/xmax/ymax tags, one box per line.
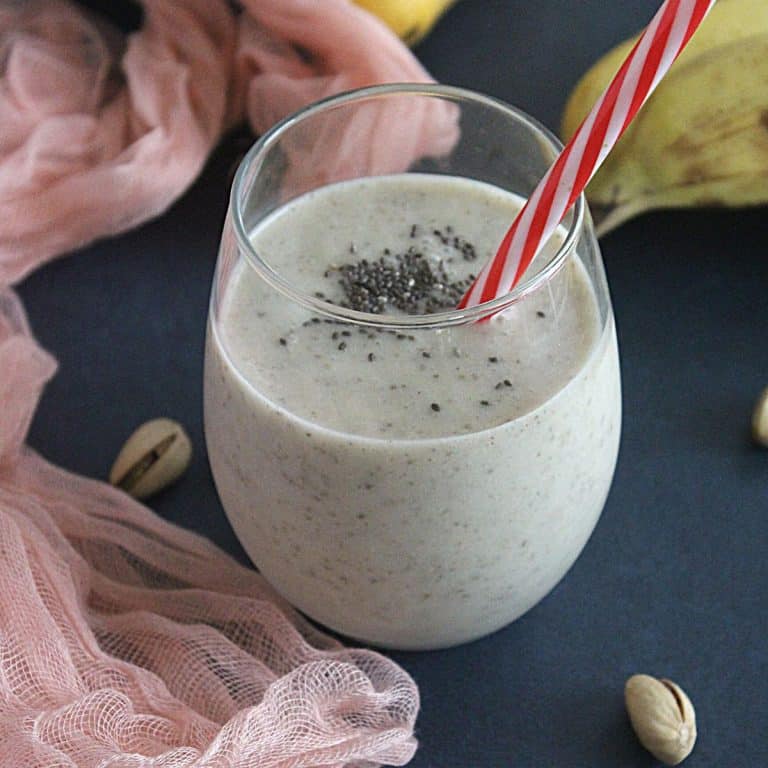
<box><xmin>19</xmin><ymin>2</ymin><xmax>768</xmax><ymax>766</ymax></box>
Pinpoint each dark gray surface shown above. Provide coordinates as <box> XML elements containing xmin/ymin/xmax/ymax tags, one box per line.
<box><xmin>18</xmin><ymin>1</ymin><xmax>768</xmax><ymax>766</ymax></box>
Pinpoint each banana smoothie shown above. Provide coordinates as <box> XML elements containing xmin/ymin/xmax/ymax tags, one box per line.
<box><xmin>204</xmin><ymin>174</ymin><xmax>621</xmax><ymax>649</ymax></box>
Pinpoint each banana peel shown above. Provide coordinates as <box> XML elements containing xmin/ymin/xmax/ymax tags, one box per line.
<box><xmin>561</xmin><ymin>0</ymin><xmax>768</xmax><ymax>236</ymax></box>
<box><xmin>353</xmin><ymin>0</ymin><xmax>457</xmax><ymax>46</ymax></box>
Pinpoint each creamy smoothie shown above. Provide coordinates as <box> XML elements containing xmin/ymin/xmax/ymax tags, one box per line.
<box><xmin>204</xmin><ymin>174</ymin><xmax>621</xmax><ymax>649</ymax></box>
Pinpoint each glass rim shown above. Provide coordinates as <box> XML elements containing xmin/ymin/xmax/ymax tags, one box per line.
<box><xmin>230</xmin><ymin>82</ymin><xmax>586</xmax><ymax>329</ymax></box>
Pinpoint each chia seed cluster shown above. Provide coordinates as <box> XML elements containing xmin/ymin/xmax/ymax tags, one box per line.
<box><xmin>328</xmin><ymin>225</ymin><xmax>478</xmax><ymax>314</ymax></box>
<box><xmin>279</xmin><ymin>224</ymin><xmax>532</xmax><ymax>415</ymax></box>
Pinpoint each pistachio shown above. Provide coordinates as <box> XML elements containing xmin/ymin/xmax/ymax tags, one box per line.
<box><xmin>109</xmin><ymin>418</ymin><xmax>192</xmax><ymax>499</ymax></box>
<box><xmin>752</xmin><ymin>386</ymin><xmax>768</xmax><ymax>447</ymax></box>
<box><xmin>625</xmin><ymin>674</ymin><xmax>697</xmax><ymax>766</ymax></box>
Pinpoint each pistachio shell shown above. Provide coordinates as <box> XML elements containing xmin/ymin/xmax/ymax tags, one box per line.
<box><xmin>625</xmin><ymin>674</ymin><xmax>697</xmax><ymax>766</ymax></box>
<box><xmin>109</xmin><ymin>418</ymin><xmax>192</xmax><ymax>500</ymax></box>
<box><xmin>752</xmin><ymin>386</ymin><xmax>768</xmax><ymax>447</ymax></box>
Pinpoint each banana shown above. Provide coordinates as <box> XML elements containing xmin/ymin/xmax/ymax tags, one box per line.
<box><xmin>561</xmin><ymin>0</ymin><xmax>768</xmax><ymax>236</ymax></box>
<box><xmin>353</xmin><ymin>0</ymin><xmax>457</xmax><ymax>46</ymax></box>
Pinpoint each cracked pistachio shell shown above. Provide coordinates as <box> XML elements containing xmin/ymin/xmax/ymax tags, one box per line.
<box><xmin>752</xmin><ymin>386</ymin><xmax>768</xmax><ymax>447</ymax></box>
<box><xmin>109</xmin><ymin>418</ymin><xmax>192</xmax><ymax>500</ymax></box>
<box><xmin>625</xmin><ymin>674</ymin><xmax>697</xmax><ymax>766</ymax></box>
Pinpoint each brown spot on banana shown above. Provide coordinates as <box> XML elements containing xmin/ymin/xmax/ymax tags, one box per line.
<box><xmin>402</xmin><ymin>26</ymin><xmax>422</xmax><ymax>46</ymax></box>
<box><xmin>682</xmin><ymin>165</ymin><xmax>712</xmax><ymax>186</ymax></box>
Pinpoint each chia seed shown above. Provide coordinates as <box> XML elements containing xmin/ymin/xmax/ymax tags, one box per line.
<box><xmin>437</xmin><ymin>228</ymin><xmax>453</xmax><ymax>245</ymax></box>
<box><xmin>480</xmin><ymin>400</ymin><xmax>490</xmax><ymax>406</ymax></box>
<box><xmin>459</xmin><ymin>240</ymin><xmax>477</xmax><ymax>261</ymax></box>
<box><xmin>338</xmin><ymin>342</ymin><xmax>347</xmax><ymax>351</ymax></box>
<box><xmin>368</xmin><ymin>352</ymin><xmax>375</xmax><ymax>362</ymax></box>
<box><xmin>488</xmin><ymin>356</ymin><xmax>498</xmax><ymax>363</ymax></box>
<box><xmin>422</xmin><ymin>351</ymin><xmax>431</xmax><ymax>358</ymax></box>
<box><xmin>278</xmin><ymin>337</ymin><xmax>287</xmax><ymax>346</ymax></box>
<box><xmin>537</xmin><ymin>310</ymin><xmax>546</xmax><ymax>318</ymax></box>
<box><xmin>431</xmin><ymin>403</ymin><xmax>441</xmax><ymax>412</ymax></box>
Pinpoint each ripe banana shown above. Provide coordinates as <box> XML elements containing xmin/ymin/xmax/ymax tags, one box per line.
<box><xmin>561</xmin><ymin>0</ymin><xmax>768</xmax><ymax>236</ymax></box>
<box><xmin>353</xmin><ymin>0</ymin><xmax>457</xmax><ymax>46</ymax></box>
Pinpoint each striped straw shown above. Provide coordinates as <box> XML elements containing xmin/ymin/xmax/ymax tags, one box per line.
<box><xmin>458</xmin><ymin>0</ymin><xmax>717</xmax><ymax>311</ymax></box>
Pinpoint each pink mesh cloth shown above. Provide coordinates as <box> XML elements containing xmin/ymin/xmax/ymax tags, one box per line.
<box><xmin>0</xmin><ymin>0</ymin><xmax>438</xmax><ymax>284</ymax></box>
<box><xmin>0</xmin><ymin>298</ymin><xmax>420</xmax><ymax>766</ymax></box>
<box><xmin>0</xmin><ymin>0</ymin><xmax>428</xmax><ymax>764</ymax></box>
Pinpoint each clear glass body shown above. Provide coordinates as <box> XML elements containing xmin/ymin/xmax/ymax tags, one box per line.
<box><xmin>204</xmin><ymin>85</ymin><xmax>622</xmax><ymax>650</ymax></box>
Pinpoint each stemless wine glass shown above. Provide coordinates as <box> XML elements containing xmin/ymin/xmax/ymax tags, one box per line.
<box><xmin>204</xmin><ymin>84</ymin><xmax>622</xmax><ymax>650</ymax></box>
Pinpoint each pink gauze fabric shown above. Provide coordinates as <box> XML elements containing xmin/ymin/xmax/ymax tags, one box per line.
<box><xmin>0</xmin><ymin>0</ymin><xmax>449</xmax><ymax>285</ymax></box>
<box><xmin>0</xmin><ymin>0</ymin><xmax>440</xmax><ymax>765</ymax></box>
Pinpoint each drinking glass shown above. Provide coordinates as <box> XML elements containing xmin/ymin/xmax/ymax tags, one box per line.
<box><xmin>204</xmin><ymin>84</ymin><xmax>621</xmax><ymax>650</ymax></box>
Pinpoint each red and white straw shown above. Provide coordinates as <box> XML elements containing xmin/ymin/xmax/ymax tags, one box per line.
<box><xmin>458</xmin><ymin>0</ymin><xmax>717</xmax><ymax>311</ymax></box>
